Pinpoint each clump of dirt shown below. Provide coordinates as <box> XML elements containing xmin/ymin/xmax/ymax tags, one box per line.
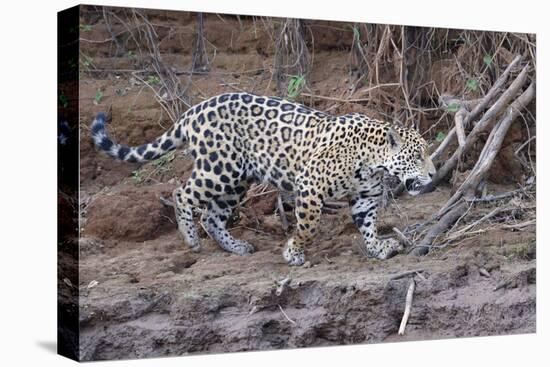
<box><xmin>83</xmin><ymin>183</ymin><xmax>175</xmax><ymax>242</ymax></box>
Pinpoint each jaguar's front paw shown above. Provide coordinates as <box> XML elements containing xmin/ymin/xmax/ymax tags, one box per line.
<box><xmin>283</xmin><ymin>239</ymin><xmax>305</xmax><ymax>266</ymax></box>
<box><xmin>375</xmin><ymin>238</ymin><xmax>403</xmax><ymax>260</ymax></box>
<box><xmin>231</xmin><ymin>240</ymin><xmax>255</xmax><ymax>255</ymax></box>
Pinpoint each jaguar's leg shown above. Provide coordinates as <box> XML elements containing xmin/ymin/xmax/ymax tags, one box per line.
<box><xmin>172</xmin><ymin>176</ymin><xmax>204</xmax><ymax>252</ymax></box>
<box><xmin>201</xmin><ymin>181</ymin><xmax>254</xmax><ymax>255</ymax></box>
<box><xmin>350</xmin><ymin>175</ymin><xmax>403</xmax><ymax>259</ymax></box>
<box><xmin>283</xmin><ymin>186</ymin><xmax>323</xmax><ymax>266</ymax></box>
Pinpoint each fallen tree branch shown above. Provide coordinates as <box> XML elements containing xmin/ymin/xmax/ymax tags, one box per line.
<box><xmin>393</xmin><ymin>57</ymin><xmax>524</xmax><ymax>197</ymax></box>
<box><xmin>398</xmin><ymin>278</ymin><xmax>416</xmax><ymax>335</ymax></box>
<box><xmin>410</xmin><ymin>201</ymin><xmax>469</xmax><ymax>256</ymax></box>
<box><xmin>439</xmin><ymin>80</ymin><xmax>535</xmax><ymax>215</ymax></box>
<box><xmin>431</xmin><ymin>58</ymin><xmax>528</xmax><ymax>188</ymax></box>
<box><xmin>454</xmin><ymin>108</ymin><xmax>468</xmax><ymax>148</ymax></box>
<box><xmin>430</xmin><ymin>55</ymin><xmax>522</xmax><ymax>164</ymax></box>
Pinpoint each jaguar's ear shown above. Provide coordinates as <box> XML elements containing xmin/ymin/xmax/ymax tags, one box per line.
<box><xmin>386</xmin><ymin>127</ymin><xmax>403</xmax><ymax>151</ymax></box>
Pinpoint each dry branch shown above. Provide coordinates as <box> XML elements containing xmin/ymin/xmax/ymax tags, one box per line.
<box><xmin>431</xmin><ymin>61</ymin><xmax>530</xmax><ymax>188</ymax></box>
<box><xmin>398</xmin><ymin>278</ymin><xmax>416</xmax><ymax>335</ymax></box>
<box><xmin>454</xmin><ymin>108</ymin><xmax>467</xmax><ymax>148</ymax></box>
<box><xmin>444</xmin><ymin>206</ymin><xmax>508</xmax><ymax>242</ymax></box>
<box><xmin>390</xmin><ymin>269</ymin><xmax>425</xmax><ymax>281</ymax></box>
<box><xmin>410</xmin><ymin>201</ymin><xmax>469</xmax><ymax>256</ymax></box>
<box><xmin>191</xmin><ymin>13</ymin><xmax>210</xmax><ymax>72</ymax></box>
<box><xmin>278</xmin><ymin>304</ymin><xmax>297</xmax><ymax>325</ymax></box>
<box><xmin>439</xmin><ymin>81</ymin><xmax>535</xmax><ymax>215</ymax></box>
<box><xmin>392</xmin><ymin>56</ymin><xmax>521</xmax><ymax>197</ymax></box>
<box><xmin>392</xmin><ymin>227</ymin><xmax>412</xmax><ymax>247</ymax></box>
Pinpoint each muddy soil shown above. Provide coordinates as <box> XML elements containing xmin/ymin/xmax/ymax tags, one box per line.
<box><xmin>72</xmin><ymin>7</ymin><xmax>536</xmax><ymax>361</ymax></box>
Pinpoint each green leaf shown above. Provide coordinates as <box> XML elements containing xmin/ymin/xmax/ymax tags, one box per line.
<box><xmin>93</xmin><ymin>89</ymin><xmax>103</xmax><ymax>105</ymax></box>
<box><xmin>79</xmin><ymin>24</ymin><xmax>92</xmax><ymax>32</ymax></box>
<box><xmin>483</xmin><ymin>54</ymin><xmax>492</xmax><ymax>67</ymax></box>
<box><xmin>466</xmin><ymin>78</ymin><xmax>478</xmax><ymax>91</ymax></box>
<box><xmin>436</xmin><ymin>131</ymin><xmax>446</xmax><ymax>142</ymax></box>
<box><xmin>287</xmin><ymin>75</ymin><xmax>305</xmax><ymax>99</ymax></box>
<box><xmin>146</xmin><ymin>75</ymin><xmax>161</xmax><ymax>85</ymax></box>
<box><xmin>446</xmin><ymin>102</ymin><xmax>460</xmax><ymax>113</ymax></box>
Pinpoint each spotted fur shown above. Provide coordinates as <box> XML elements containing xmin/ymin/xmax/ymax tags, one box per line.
<box><xmin>91</xmin><ymin>92</ymin><xmax>435</xmax><ymax>266</ymax></box>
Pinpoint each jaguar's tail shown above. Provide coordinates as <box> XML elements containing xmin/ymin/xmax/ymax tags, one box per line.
<box><xmin>90</xmin><ymin>112</ymin><xmax>186</xmax><ymax>163</ymax></box>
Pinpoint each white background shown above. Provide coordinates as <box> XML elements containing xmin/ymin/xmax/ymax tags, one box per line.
<box><xmin>0</xmin><ymin>0</ymin><xmax>547</xmax><ymax>365</ymax></box>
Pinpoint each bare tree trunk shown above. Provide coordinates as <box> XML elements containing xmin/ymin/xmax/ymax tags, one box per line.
<box><xmin>192</xmin><ymin>13</ymin><xmax>209</xmax><ymax>72</ymax></box>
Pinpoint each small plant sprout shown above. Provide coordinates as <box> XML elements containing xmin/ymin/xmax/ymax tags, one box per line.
<box><xmin>483</xmin><ymin>54</ymin><xmax>493</xmax><ymax>67</ymax></box>
<box><xmin>446</xmin><ymin>102</ymin><xmax>460</xmax><ymax>113</ymax></box>
<box><xmin>93</xmin><ymin>89</ymin><xmax>103</xmax><ymax>105</ymax></box>
<box><xmin>79</xmin><ymin>24</ymin><xmax>92</xmax><ymax>32</ymax></box>
<box><xmin>466</xmin><ymin>78</ymin><xmax>478</xmax><ymax>91</ymax></box>
<box><xmin>286</xmin><ymin>74</ymin><xmax>305</xmax><ymax>99</ymax></box>
<box><xmin>146</xmin><ymin>75</ymin><xmax>161</xmax><ymax>85</ymax></box>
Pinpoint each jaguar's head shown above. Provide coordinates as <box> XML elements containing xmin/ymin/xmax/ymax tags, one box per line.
<box><xmin>383</xmin><ymin>126</ymin><xmax>436</xmax><ymax>196</ymax></box>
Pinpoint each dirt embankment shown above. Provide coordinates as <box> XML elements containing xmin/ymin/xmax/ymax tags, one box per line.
<box><xmin>73</xmin><ymin>8</ymin><xmax>536</xmax><ymax>361</ymax></box>
<box><xmin>78</xmin><ymin>182</ymin><xmax>535</xmax><ymax>360</ymax></box>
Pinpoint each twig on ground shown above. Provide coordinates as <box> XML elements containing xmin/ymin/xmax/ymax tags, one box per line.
<box><xmin>278</xmin><ymin>304</ymin><xmax>296</xmax><ymax>325</ymax></box>
<box><xmin>494</xmin><ymin>279</ymin><xmax>512</xmax><ymax>292</ymax></box>
<box><xmin>502</xmin><ymin>219</ymin><xmax>536</xmax><ymax>230</ymax></box>
<box><xmin>275</xmin><ymin>277</ymin><xmax>292</xmax><ymax>296</ymax></box>
<box><xmin>415</xmin><ymin>271</ymin><xmax>427</xmax><ymax>281</ymax></box>
<box><xmin>398</xmin><ymin>278</ymin><xmax>416</xmax><ymax>335</ymax></box>
<box><xmin>479</xmin><ymin>268</ymin><xmax>491</xmax><ymax>278</ymax></box>
<box><xmin>464</xmin><ymin>189</ymin><xmax>523</xmax><ymax>203</ymax></box>
<box><xmin>238</xmin><ymin>226</ymin><xmax>272</xmax><ymax>236</ymax></box>
<box><xmin>390</xmin><ymin>269</ymin><xmax>425</xmax><ymax>281</ymax></box>
<box><xmin>392</xmin><ymin>227</ymin><xmax>412</xmax><ymax>247</ymax></box>
<box><xmin>444</xmin><ymin>206</ymin><xmax>507</xmax><ymax>241</ymax></box>
<box><xmin>159</xmin><ymin>195</ymin><xmax>175</xmax><ymax>207</ymax></box>
<box><xmin>515</xmin><ymin>135</ymin><xmax>536</xmax><ymax>155</ymax></box>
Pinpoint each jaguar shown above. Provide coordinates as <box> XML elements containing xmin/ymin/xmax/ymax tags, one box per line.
<box><xmin>91</xmin><ymin>92</ymin><xmax>435</xmax><ymax>265</ymax></box>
